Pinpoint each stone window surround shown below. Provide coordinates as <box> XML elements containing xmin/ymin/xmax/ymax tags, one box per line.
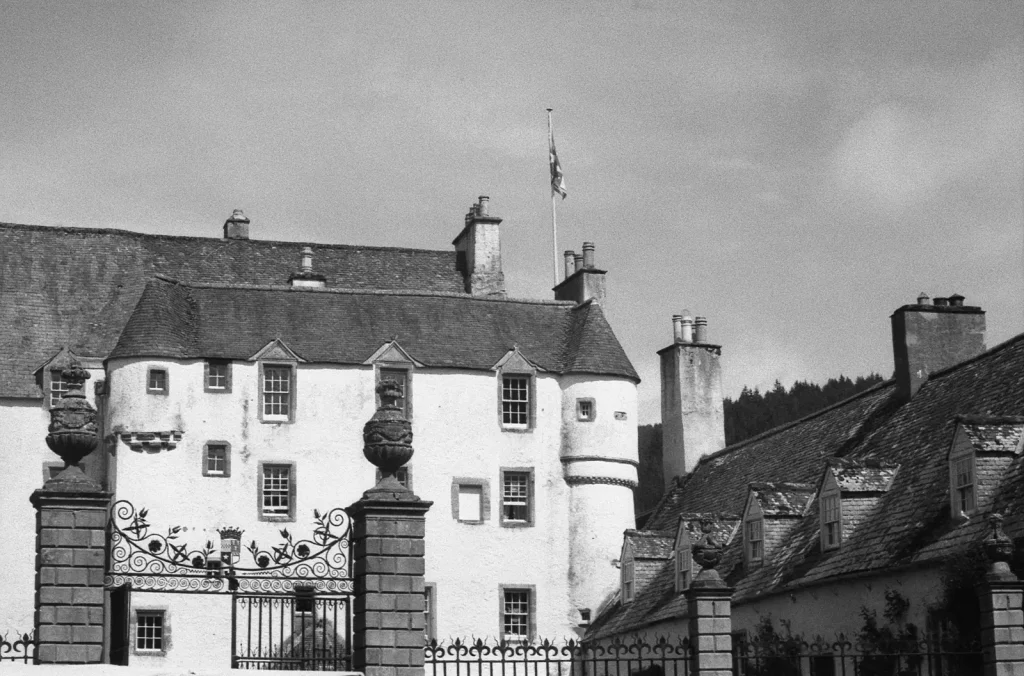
<box><xmin>258</xmin><ymin>461</ymin><xmax>297</xmax><ymax>523</ymax></box>
<box><xmin>259</xmin><ymin>361</ymin><xmax>296</xmax><ymax>424</ymax></box>
<box><xmin>497</xmin><ymin>371</ymin><xmax>536</xmax><ymax>433</ymax></box>
<box><xmin>499</xmin><ymin>467</ymin><xmax>535</xmax><ymax>528</ymax></box>
<box><xmin>146</xmin><ymin>367</ymin><xmax>169</xmax><ymax>395</ymax></box>
<box><xmin>451</xmin><ymin>477</ymin><xmax>491</xmax><ymax>524</ymax></box>
<box><xmin>424</xmin><ymin>583</ymin><xmax>437</xmax><ymax>642</ymax></box>
<box><xmin>131</xmin><ymin>606</ymin><xmax>170</xmax><ymax>657</ymax></box>
<box><xmin>376</xmin><ymin>364</ymin><xmax>412</xmax><ymax>420</ymax></box>
<box><xmin>498</xmin><ymin>584</ymin><xmax>536</xmax><ymax>644</ymax></box>
<box><xmin>202</xmin><ymin>441</ymin><xmax>231</xmax><ymax>478</ymax></box>
<box><xmin>204</xmin><ymin>360</ymin><xmax>232</xmax><ymax>394</ymax></box>
<box><xmin>576</xmin><ymin>397</ymin><xmax>596</xmax><ymax>422</ymax></box>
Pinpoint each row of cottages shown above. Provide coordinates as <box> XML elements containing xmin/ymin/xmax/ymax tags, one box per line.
<box><xmin>0</xmin><ymin>198</ymin><xmax>641</xmax><ymax>667</ymax></box>
<box><xmin>589</xmin><ymin>295</ymin><xmax>1024</xmax><ymax>646</ymax></box>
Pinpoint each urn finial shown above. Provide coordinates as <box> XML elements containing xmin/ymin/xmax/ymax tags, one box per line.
<box><xmin>983</xmin><ymin>512</ymin><xmax>1017</xmax><ymax>582</ymax></box>
<box><xmin>45</xmin><ymin>359</ymin><xmax>98</xmax><ymax>469</ymax></box>
<box><xmin>362</xmin><ymin>379</ymin><xmax>413</xmax><ymax>493</ymax></box>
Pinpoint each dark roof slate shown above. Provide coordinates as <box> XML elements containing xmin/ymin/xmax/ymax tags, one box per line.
<box><xmin>0</xmin><ymin>222</ymin><xmax>465</xmax><ymax>397</ymax></box>
<box><xmin>749</xmin><ymin>482</ymin><xmax>815</xmax><ymax>517</ymax></box>
<box><xmin>959</xmin><ymin>420</ymin><xmax>1024</xmax><ymax>454</ymax></box>
<box><xmin>829</xmin><ymin>458</ymin><xmax>899</xmax><ymax>493</ymax></box>
<box><xmin>109</xmin><ymin>278</ymin><xmax>640</xmax><ymax>381</ymax></box>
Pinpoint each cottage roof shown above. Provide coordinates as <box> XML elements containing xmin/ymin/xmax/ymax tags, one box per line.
<box><xmin>827</xmin><ymin>458</ymin><xmax>899</xmax><ymax>493</ymax></box>
<box><xmin>0</xmin><ymin>222</ymin><xmax>466</xmax><ymax>397</ymax></box>
<box><xmin>747</xmin><ymin>482</ymin><xmax>815</xmax><ymax>517</ymax></box>
<box><xmin>108</xmin><ymin>277</ymin><xmax>640</xmax><ymax>381</ymax></box>
<box><xmin>623</xmin><ymin>530</ymin><xmax>675</xmax><ymax>559</ymax></box>
<box><xmin>591</xmin><ymin>332</ymin><xmax>1024</xmax><ymax>639</ymax></box>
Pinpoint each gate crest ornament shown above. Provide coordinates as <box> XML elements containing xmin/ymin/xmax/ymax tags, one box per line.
<box><xmin>106</xmin><ymin>501</ymin><xmax>353</xmax><ymax>593</ymax></box>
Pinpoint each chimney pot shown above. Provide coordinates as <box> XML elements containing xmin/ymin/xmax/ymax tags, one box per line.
<box><xmin>934</xmin><ymin>297</ymin><xmax>949</xmax><ymax>307</ymax></box>
<box><xmin>917</xmin><ymin>293</ymin><xmax>930</xmax><ymax>305</ymax></box>
<box><xmin>477</xmin><ymin>196</ymin><xmax>489</xmax><ymax>216</ymax></box>
<box><xmin>582</xmin><ymin>242</ymin><xmax>595</xmax><ymax>269</ymax></box>
<box><xmin>223</xmin><ymin>209</ymin><xmax>250</xmax><ymax>240</ymax></box>
<box><xmin>574</xmin><ymin>254</ymin><xmax>584</xmax><ymax>272</ymax></box>
<box><xmin>694</xmin><ymin>316</ymin><xmax>708</xmax><ymax>343</ymax></box>
<box><xmin>672</xmin><ymin>315</ymin><xmax>683</xmax><ymax>342</ymax></box>
<box><xmin>563</xmin><ymin>251</ymin><xmax>575</xmax><ymax>280</ymax></box>
<box><xmin>949</xmin><ymin>294</ymin><xmax>965</xmax><ymax>307</ymax></box>
<box><xmin>681</xmin><ymin>313</ymin><xmax>694</xmax><ymax>343</ymax></box>
<box><xmin>301</xmin><ymin>246</ymin><xmax>313</xmax><ymax>273</ymax></box>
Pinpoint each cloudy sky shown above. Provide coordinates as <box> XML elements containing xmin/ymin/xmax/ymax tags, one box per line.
<box><xmin>2</xmin><ymin>1</ymin><xmax>1021</xmax><ymax>422</ymax></box>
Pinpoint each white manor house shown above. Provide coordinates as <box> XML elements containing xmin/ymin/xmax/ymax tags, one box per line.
<box><xmin>0</xmin><ymin>198</ymin><xmax>642</xmax><ymax>667</ymax></box>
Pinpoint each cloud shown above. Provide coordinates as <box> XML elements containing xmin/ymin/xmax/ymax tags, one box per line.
<box><xmin>833</xmin><ymin>48</ymin><xmax>1024</xmax><ymax>208</ymax></box>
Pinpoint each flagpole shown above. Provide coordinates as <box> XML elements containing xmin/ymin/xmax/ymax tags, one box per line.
<box><xmin>547</xmin><ymin>108</ymin><xmax>559</xmax><ymax>287</ymax></box>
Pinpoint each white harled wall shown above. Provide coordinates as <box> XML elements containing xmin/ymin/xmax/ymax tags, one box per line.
<box><xmin>105</xmin><ymin>357</ymin><xmax>638</xmax><ymax>665</ymax></box>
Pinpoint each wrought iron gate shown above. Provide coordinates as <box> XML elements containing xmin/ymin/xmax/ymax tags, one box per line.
<box><xmin>232</xmin><ymin>593</ymin><xmax>352</xmax><ymax>671</ymax></box>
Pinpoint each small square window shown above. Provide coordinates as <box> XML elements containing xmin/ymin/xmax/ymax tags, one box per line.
<box><xmin>501</xmin><ymin>376</ymin><xmax>531</xmax><ymax>428</ymax></box>
<box><xmin>577</xmin><ymin>398</ymin><xmax>595</xmax><ymax>422</ymax></box>
<box><xmin>451</xmin><ymin>478</ymin><xmax>490</xmax><ymax>523</ymax></box>
<box><xmin>49</xmin><ymin>371</ymin><xmax>70</xmax><ymax>408</ymax></box>
<box><xmin>136</xmin><ymin>611</ymin><xmax>165</xmax><ymax>652</ymax></box>
<box><xmin>500</xmin><ymin>470</ymin><xmax>533</xmax><ymax>527</ymax></box>
<box><xmin>259</xmin><ymin>463</ymin><xmax>296</xmax><ymax>521</ymax></box>
<box><xmin>147</xmin><ymin>368</ymin><xmax>168</xmax><ymax>394</ymax></box>
<box><xmin>205</xmin><ymin>361</ymin><xmax>231</xmax><ymax>392</ymax></box>
<box><xmin>203</xmin><ymin>442</ymin><xmax>230</xmax><ymax>478</ymax></box>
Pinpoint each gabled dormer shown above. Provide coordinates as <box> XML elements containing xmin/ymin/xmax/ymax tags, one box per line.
<box><xmin>619</xmin><ymin>529</ymin><xmax>674</xmax><ymax>605</ymax></box>
<box><xmin>365</xmin><ymin>340</ymin><xmax>423</xmax><ymax>419</ymax></box>
<box><xmin>819</xmin><ymin>458</ymin><xmax>899</xmax><ymax>551</ymax></box>
<box><xmin>492</xmin><ymin>347</ymin><xmax>545</xmax><ymax>431</ymax></box>
<box><xmin>34</xmin><ymin>346</ymin><xmax>103</xmax><ymax>409</ymax></box>
<box><xmin>743</xmin><ymin>482</ymin><xmax>815</xmax><ymax>570</ymax></box>
<box><xmin>249</xmin><ymin>339</ymin><xmax>305</xmax><ymax>424</ymax></box>
<box><xmin>948</xmin><ymin>415</ymin><xmax>1024</xmax><ymax>519</ymax></box>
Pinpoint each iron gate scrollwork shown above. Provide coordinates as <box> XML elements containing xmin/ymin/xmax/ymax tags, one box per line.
<box><xmin>233</xmin><ymin>592</ymin><xmax>352</xmax><ymax>671</ymax></box>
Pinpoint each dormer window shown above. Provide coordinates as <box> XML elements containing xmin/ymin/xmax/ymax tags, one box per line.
<box><xmin>820</xmin><ymin>493</ymin><xmax>841</xmax><ymax>550</ymax></box>
<box><xmin>620</xmin><ymin>543</ymin><xmax>635</xmax><ymax>603</ymax></box>
<box><xmin>745</xmin><ymin>519</ymin><xmax>763</xmax><ymax>564</ymax></box>
<box><xmin>493</xmin><ymin>348</ymin><xmax>539</xmax><ymax>432</ymax></box>
<box><xmin>952</xmin><ymin>455</ymin><xmax>976</xmax><ymax>517</ymax></box>
<box><xmin>674</xmin><ymin>523</ymin><xmax>692</xmax><ymax>593</ymax></box>
<box><xmin>49</xmin><ymin>370</ymin><xmax>70</xmax><ymax>407</ymax></box>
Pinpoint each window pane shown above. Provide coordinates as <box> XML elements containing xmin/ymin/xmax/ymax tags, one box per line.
<box><xmin>503</xmin><ymin>590</ymin><xmax>530</xmax><ymax>641</ymax></box>
<box><xmin>458</xmin><ymin>485</ymin><xmax>482</xmax><ymax>521</ymax></box>
<box><xmin>136</xmin><ymin>613</ymin><xmax>164</xmax><ymax>651</ymax></box>
<box><xmin>503</xmin><ymin>472</ymin><xmax>529</xmax><ymax>522</ymax></box>
<box><xmin>50</xmin><ymin>374</ymin><xmax>69</xmax><ymax>407</ymax></box>
<box><xmin>502</xmin><ymin>377</ymin><xmax>530</xmax><ymax>426</ymax></box>
<box><xmin>207</xmin><ymin>362</ymin><xmax>228</xmax><ymax>389</ymax></box>
<box><xmin>148</xmin><ymin>370</ymin><xmax>167</xmax><ymax>392</ymax></box>
<box><xmin>207</xmin><ymin>446</ymin><xmax>226</xmax><ymax>474</ymax></box>
<box><xmin>264</xmin><ymin>367</ymin><xmax>291</xmax><ymax>417</ymax></box>
<box><xmin>263</xmin><ymin>466</ymin><xmax>291</xmax><ymax>514</ymax></box>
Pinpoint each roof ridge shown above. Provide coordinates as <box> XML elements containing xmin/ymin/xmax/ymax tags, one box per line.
<box><xmin>921</xmin><ymin>330</ymin><xmax>1024</xmax><ymax>384</ymax></box>
<box><xmin>689</xmin><ymin>378</ymin><xmax>897</xmax><ymax>470</ymax></box>
<box><xmin>147</xmin><ymin>275</ymin><xmax>577</xmax><ymax>307</ymax></box>
<box><xmin>0</xmin><ymin>221</ymin><xmax>456</xmax><ymax>257</ymax></box>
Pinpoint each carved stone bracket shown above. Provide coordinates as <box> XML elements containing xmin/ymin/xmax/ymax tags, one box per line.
<box><xmin>120</xmin><ymin>431</ymin><xmax>183</xmax><ymax>453</ymax></box>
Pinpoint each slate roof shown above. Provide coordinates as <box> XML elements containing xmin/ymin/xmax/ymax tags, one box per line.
<box><xmin>590</xmin><ymin>332</ymin><xmax>1024</xmax><ymax>639</ymax></box>
<box><xmin>829</xmin><ymin>458</ymin><xmax>899</xmax><ymax>493</ymax></box>
<box><xmin>0</xmin><ymin>222</ymin><xmax>467</xmax><ymax>397</ymax></box>
<box><xmin>623</xmin><ymin>530</ymin><xmax>675</xmax><ymax>559</ymax></box>
<box><xmin>108</xmin><ymin>277</ymin><xmax>640</xmax><ymax>381</ymax></box>
<box><xmin>748</xmin><ymin>482</ymin><xmax>815</xmax><ymax>517</ymax></box>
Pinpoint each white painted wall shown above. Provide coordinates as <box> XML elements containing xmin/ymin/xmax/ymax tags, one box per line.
<box><xmin>105</xmin><ymin>357</ymin><xmax>639</xmax><ymax>654</ymax></box>
<box><xmin>128</xmin><ymin>592</ymin><xmax>232</xmax><ymax>670</ymax></box>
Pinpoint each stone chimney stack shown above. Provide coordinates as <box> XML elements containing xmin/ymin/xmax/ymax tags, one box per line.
<box><xmin>554</xmin><ymin>241</ymin><xmax>607</xmax><ymax>306</ymax></box>
<box><xmin>453</xmin><ymin>196</ymin><xmax>506</xmax><ymax>298</ymax></box>
<box><xmin>223</xmin><ymin>209</ymin><xmax>250</xmax><ymax>240</ymax></box>
<box><xmin>891</xmin><ymin>292</ymin><xmax>986</xmax><ymax>400</ymax></box>
<box><xmin>659</xmin><ymin>312</ymin><xmax>725</xmax><ymax>487</ymax></box>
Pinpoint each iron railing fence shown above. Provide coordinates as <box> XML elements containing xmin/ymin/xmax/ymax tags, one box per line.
<box><xmin>0</xmin><ymin>630</ymin><xmax>35</xmax><ymax>664</ymax></box>
<box><xmin>732</xmin><ymin>635</ymin><xmax>983</xmax><ymax>676</ymax></box>
<box><xmin>426</xmin><ymin>637</ymin><xmax>693</xmax><ymax>676</ymax></box>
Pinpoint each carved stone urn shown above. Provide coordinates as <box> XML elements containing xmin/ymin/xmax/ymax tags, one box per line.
<box><xmin>692</xmin><ymin>519</ymin><xmax>723</xmax><ymax>569</ymax></box>
<box><xmin>45</xmin><ymin>361</ymin><xmax>98</xmax><ymax>469</ymax></box>
<box><xmin>983</xmin><ymin>513</ymin><xmax>1017</xmax><ymax>582</ymax></box>
<box><xmin>362</xmin><ymin>380</ymin><xmax>413</xmax><ymax>485</ymax></box>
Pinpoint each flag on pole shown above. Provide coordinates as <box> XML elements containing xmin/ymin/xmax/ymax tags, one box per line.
<box><xmin>549</xmin><ymin>129</ymin><xmax>567</xmax><ymax>199</ymax></box>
